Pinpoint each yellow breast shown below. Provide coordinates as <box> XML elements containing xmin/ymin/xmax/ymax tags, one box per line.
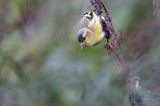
<box><xmin>86</xmin><ymin>13</ymin><xmax>104</xmax><ymax>46</ymax></box>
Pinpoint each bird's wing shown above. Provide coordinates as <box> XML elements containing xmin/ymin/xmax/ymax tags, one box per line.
<box><xmin>78</xmin><ymin>16</ymin><xmax>90</xmax><ymax>29</ymax></box>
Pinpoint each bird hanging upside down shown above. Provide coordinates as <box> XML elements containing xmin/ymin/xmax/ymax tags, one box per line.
<box><xmin>77</xmin><ymin>11</ymin><xmax>109</xmax><ymax>48</ymax></box>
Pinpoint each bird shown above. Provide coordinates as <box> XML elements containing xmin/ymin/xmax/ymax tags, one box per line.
<box><xmin>77</xmin><ymin>11</ymin><xmax>108</xmax><ymax>47</ymax></box>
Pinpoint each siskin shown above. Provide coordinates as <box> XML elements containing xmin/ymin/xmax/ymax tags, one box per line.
<box><xmin>77</xmin><ymin>11</ymin><xmax>108</xmax><ymax>47</ymax></box>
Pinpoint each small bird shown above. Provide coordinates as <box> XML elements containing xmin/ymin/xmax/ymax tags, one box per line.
<box><xmin>77</xmin><ymin>11</ymin><xmax>107</xmax><ymax>47</ymax></box>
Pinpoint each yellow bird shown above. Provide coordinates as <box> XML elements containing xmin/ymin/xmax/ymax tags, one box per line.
<box><xmin>77</xmin><ymin>11</ymin><xmax>107</xmax><ymax>47</ymax></box>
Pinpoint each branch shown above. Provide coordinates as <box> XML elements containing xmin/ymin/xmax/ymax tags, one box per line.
<box><xmin>89</xmin><ymin>0</ymin><xmax>145</xmax><ymax>106</ymax></box>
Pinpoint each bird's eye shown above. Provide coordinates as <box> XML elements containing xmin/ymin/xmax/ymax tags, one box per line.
<box><xmin>78</xmin><ymin>35</ymin><xmax>85</xmax><ymax>43</ymax></box>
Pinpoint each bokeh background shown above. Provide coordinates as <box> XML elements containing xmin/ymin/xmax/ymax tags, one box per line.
<box><xmin>0</xmin><ymin>0</ymin><xmax>160</xmax><ymax>106</ymax></box>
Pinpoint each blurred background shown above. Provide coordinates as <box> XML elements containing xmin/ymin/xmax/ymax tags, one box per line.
<box><xmin>0</xmin><ymin>0</ymin><xmax>160</xmax><ymax>106</ymax></box>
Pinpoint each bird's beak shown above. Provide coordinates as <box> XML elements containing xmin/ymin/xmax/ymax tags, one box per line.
<box><xmin>80</xmin><ymin>43</ymin><xmax>85</xmax><ymax>49</ymax></box>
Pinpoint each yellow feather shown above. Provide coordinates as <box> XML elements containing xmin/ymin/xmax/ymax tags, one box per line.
<box><xmin>93</xmin><ymin>17</ymin><xmax>102</xmax><ymax>37</ymax></box>
<box><xmin>80</xmin><ymin>12</ymin><xmax>104</xmax><ymax>46</ymax></box>
<box><xmin>86</xmin><ymin>36</ymin><xmax>91</xmax><ymax>44</ymax></box>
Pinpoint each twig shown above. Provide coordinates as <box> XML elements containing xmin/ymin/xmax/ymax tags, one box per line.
<box><xmin>89</xmin><ymin>0</ymin><xmax>145</xmax><ymax>106</ymax></box>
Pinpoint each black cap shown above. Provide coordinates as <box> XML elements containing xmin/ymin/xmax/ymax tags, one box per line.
<box><xmin>78</xmin><ymin>34</ymin><xmax>85</xmax><ymax>43</ymax></box>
